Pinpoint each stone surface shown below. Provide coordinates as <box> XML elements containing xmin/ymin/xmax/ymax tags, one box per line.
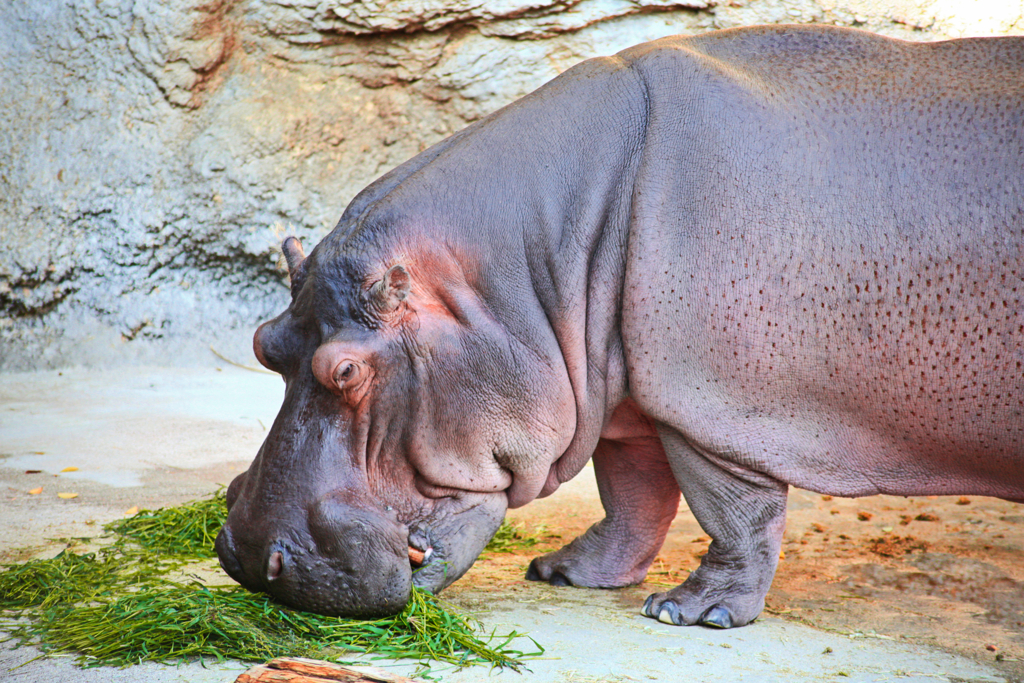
<box><xmin>1</xmin><ymin>0</ymin><xmax>1022</xmax><ymax>370</ymax></box>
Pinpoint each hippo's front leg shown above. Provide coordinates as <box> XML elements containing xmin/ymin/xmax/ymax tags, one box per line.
<box><xmin>642</xmin><ymin>427</ymin><xmax>788</xmax><ymax>628</ymax></box>
<box><xmin>526</xmin><ymin>435</ymin><xmax>680</xmax><ymax>587</ymax></box>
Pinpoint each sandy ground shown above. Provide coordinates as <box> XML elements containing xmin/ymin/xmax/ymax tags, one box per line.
<box><xmin>463</xmin><ymin>475</ymin><xmax>1024</xmax><ymax>680</ymax></box>
<box><xmin>1</xmin><ymin>367</ymin><xmax>1021</xmax><ymax>682</ymax></box>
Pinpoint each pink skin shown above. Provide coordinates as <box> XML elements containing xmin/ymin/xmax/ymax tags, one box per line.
<box><xmin>311</xmin><ymin>247</ymin><xmax>576</xmax><ymax>503</ymax></box>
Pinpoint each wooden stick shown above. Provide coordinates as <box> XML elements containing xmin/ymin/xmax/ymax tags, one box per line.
<box><xmin>236</xmin><ymin>665</ymin><xmax>323</xmax><ymax>682</ymax></box>
<box><xmin>235</xmin><ymin>657</ymin><xmax>423</xmax><ymax>683</ymax></box>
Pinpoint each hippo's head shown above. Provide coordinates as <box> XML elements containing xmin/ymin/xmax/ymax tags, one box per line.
<box><xmin>216</xmin><ymin>231</ymin><xmax>577</xmax><ymax>617</ymax></box>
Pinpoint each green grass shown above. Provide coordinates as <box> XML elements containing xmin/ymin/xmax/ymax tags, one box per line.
<box><xmin>103</xmin><ymin>491</ymin><xmax>227</xmax><ymax>558</ymax></box>
<box><xmin>0</xmin><ymin>493</ymin><xmax>541</xmax><ymax>671</ymax></box>
<box><xmin>483</xmin><ymin>520</ymin><xmax>559</xmax><ymax>554</ymax></box>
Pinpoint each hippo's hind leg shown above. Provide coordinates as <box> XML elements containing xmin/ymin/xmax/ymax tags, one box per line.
<box><xmin>642</xmin><ymin>426</ymin><xmax>788</xmax><ymax>628</ymax></box>
<box><xmin>526</xmin><ymin>435</ymin><xmax>680</xmax><ymax>588</ymax></box>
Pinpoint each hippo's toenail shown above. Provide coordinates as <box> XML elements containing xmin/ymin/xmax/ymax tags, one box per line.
<box><xmin>549</xmin><ymin>571</ymin><xmax>572</xmax><ymax>587</ymax></box>
<box><xmin>658</xmin><ymin>603</ymin><xmax>680</xmax><ymax>625</ymax></box>
<box><xmin>700</xmin><ymin>605</ymin><xmax>733</xmax><ymax>629</ymax></box>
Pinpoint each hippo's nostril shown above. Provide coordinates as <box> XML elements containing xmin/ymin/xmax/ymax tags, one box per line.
<box><xmin>267</xmin><ymin>550</ymin><xmax>285</xmax><ymax>582</ymax></box>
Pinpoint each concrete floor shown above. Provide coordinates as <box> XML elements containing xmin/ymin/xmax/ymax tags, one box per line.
<box><xmin>0</xmin><ymin>367</ymin><xmax>1012</xmax><ymax>682</ymax></box>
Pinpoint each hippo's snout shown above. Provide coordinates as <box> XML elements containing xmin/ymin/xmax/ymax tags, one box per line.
<box><xmin>215</xmin><ymin>493</ymin><xmax>414</xmax><ymax>618</ymax></box>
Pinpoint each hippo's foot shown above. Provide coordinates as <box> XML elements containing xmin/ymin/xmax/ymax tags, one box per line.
<box><xmin>643</xmin><ymin>426</ymin><xmax>790</xmax><ymax>629</ymax></box>
<box><xmin>525</xmin><ymin>519</ymin><xmax>656</xmax><ymax>588</ymax></box>
<box><xmin>639</xmin><ymin>556</ymin><xmax>769</xmax><ymax>628</ymax></box>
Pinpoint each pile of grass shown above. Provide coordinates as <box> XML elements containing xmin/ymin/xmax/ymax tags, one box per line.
<box><xmin>104</xmin><ymin>492</ymin><xmax>227</xmax><ymax>558</ymax></box>
<box><xmin>0</xmin><ymin>493</ymin><xmax>540</xmax><ymax>671</ymax></box>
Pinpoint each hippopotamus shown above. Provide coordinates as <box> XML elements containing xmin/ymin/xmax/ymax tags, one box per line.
<box><xmin>215</xmin><ymin>24</ymin><xmax>1024</xmax><ymax>629</ymax></box>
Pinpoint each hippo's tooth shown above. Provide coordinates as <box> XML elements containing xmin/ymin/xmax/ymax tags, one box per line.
<box><xmin>408</xmin><ymin>545</ymin><xmax>433</xmax><ymax>567</ymax></box>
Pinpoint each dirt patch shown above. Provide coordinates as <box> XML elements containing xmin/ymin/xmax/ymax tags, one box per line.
<box><xmin>451</xmin><ymin>472</ymin><xmax>1024</xmax><ymax>681</ymax></box>
<box><xmin>864</xmin><ymin>534</ymin><xmax>930</xmax><ymax>557</ymax></box>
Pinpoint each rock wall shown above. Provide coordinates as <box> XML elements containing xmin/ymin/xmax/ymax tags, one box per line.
<box><xmin>1</xmin><ymin>0</ymin><xmax>1021</xmax><ymax>370</ymax></box>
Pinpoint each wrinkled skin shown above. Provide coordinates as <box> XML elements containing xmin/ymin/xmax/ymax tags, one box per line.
<box><xmin>217</xmin><ymin>25</ymin><xmax>1024</xmax><ymax>627</ymax></box>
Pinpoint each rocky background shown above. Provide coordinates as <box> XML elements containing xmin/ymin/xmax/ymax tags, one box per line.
<box><xmin>1</xmin><ymin>0</ymin><xmax>1021</xmax><ymax>370</ymax></box>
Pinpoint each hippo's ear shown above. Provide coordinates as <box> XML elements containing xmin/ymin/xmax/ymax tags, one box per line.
<box><xmin>367</xmin><ymin>265</ymin><xmax>411</xmax><ymax>316</ymax></box>
<box><xmin>282</xmin><ymin>237</ymin><xmax>307</xmax><ymax>297</ymax></box>
<box><xmin>282</xmin><ymin>237</ymin><xmax>305</xmax><ymax>274</ymax></box>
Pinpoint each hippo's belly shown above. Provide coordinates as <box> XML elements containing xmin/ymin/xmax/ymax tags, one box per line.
<box><xmin>626</xmin><ymin>223</ymin><xmax>1024</xmax><ymax>499</ymax></box>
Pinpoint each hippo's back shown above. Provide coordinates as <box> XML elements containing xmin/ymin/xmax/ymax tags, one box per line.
<box><xmin>621</xmin><ymin>26</ymin><xmax>1024</xmax><ymax>498</ymax></box>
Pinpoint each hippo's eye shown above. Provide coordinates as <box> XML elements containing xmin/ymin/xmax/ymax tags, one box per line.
<box><xmin>326</xmin><ymin>358</ymin><xmax>370</xmax><ymax>399</ymax></box>
<box><xmin>335</xmin><ymin>363</ymin><xmax>355</xmax><ymax>383</ymax></box>
<box><xmin>311</xmin><ymin>343</ymin><xmax>374</xmax><ymax>402</ymax></box>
